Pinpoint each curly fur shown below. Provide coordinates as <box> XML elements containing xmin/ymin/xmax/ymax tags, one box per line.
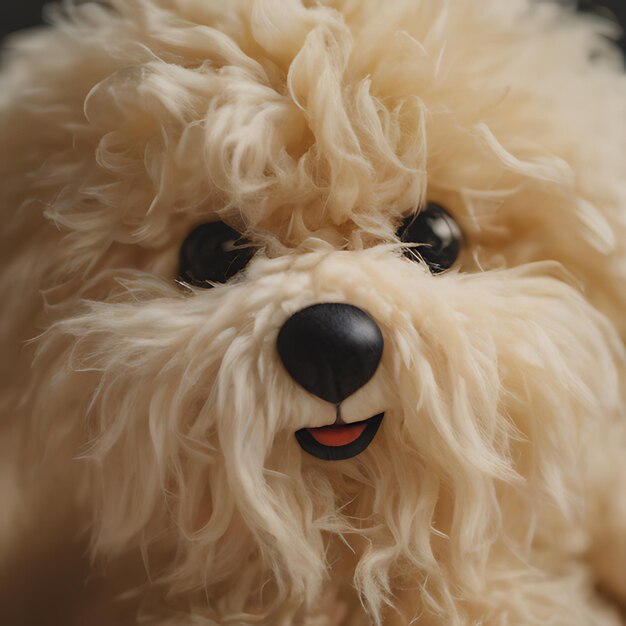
<box><xmin>1</xmin><ymin>1</ymin><xmax>626</xmax><ymax>624</ymax></box>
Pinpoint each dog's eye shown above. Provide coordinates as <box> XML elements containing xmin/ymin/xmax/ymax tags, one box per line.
<box><xmin>397</xmin><ymin>203</ymin><xmax>463</xmax><ymax>273</ymax></box>
<box><xmin>178</xmin><ymin>221</ymin><xmax>255</xmax><ymax>288</ymax></box>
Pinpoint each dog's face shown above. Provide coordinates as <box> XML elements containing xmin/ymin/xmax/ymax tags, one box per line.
<box><xmin>177</xmin><ymin>204</ymin><xmax>461</xmax><ymax>463</ymax></box>
<box><xmin>4</xmin><ymin>0</ymin><xmax>626</xmax><ymax>622</ymax></box>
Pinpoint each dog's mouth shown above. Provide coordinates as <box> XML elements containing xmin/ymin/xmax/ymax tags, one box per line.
<box><xmin>295</xmin><ymin>413</ymin><xmax>384</xmax><ymax>461</ymax></box>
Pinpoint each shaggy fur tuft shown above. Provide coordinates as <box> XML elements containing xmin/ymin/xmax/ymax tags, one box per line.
<box><xmin>1</xmin><ymin>1</ymin><xmax>626</xmax><ymax>625</ymax></box>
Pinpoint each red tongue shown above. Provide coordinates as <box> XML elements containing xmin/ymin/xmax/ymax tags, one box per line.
<box><xmin>307</xmin><ymin>423</ymin><xmax>367</xmax><ymax>447</ymax></box>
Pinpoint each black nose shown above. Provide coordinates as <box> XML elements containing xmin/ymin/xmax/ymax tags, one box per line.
<box><xmin>277</xmin><ymin>303</ymin><xmax>384</xmax><ymax>404</ymax></box>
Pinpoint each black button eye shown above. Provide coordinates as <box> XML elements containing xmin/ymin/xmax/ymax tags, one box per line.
<box><xmin>178</xmin><ymin>221</ymin><xmax>256</xmax><ymax>288</ymax></box>
<box><xmin>397</xmin><ymin>202</ymin><xmax>463</xmax><ymax>273</ymax></box>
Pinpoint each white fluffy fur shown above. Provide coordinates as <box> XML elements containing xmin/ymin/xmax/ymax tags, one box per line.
<box><xmin>1</xmin><ymin>1</ymin><xmax>626</xmax><ymax>624</ymax></box>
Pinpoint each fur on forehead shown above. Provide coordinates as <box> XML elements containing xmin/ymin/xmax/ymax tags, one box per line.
<box><xmin>4</xmin><ymin>0</ymin><xmax>626</xmax><ymax>267</ymax></box>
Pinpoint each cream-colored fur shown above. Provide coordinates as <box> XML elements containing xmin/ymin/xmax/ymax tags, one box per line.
<box><xmin>1</xmin><ymin>0</ymin><xmax>626</xmax><ymax>624</ymax></box>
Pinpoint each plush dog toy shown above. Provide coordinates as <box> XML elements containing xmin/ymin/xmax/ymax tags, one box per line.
<box><xmin>1</xmin><ymin>0</ymin><xmax>626</xmax><ymax>624</ymax></box>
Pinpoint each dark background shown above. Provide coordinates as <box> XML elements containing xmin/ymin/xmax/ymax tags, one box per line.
<box><xmin>579</xmin><ymin>0</ymin><xmax>626</xmax><ymax>50</ymax></box>
<box><xmin>1</xmin><ymin>0</ymin><xmax>626</xmax><ymax>49</ymax></box>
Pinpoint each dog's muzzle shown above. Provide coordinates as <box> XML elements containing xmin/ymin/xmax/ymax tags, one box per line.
<box><xmin>277</xmin><ymin>303</ymin><xmax>385</xmax><ymax>461</ymax></box>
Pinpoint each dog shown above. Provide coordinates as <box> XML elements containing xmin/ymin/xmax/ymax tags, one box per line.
<box><xmin>1</xmin><ymin>0</ymin><xmax>626</xmax><ymax>624</ymax></box>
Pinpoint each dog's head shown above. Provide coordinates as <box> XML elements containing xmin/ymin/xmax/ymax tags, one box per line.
<box><xmin>3</xmin><ymin>0</ymin><xmax>626</xmax><ymax>622</ymax></box>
